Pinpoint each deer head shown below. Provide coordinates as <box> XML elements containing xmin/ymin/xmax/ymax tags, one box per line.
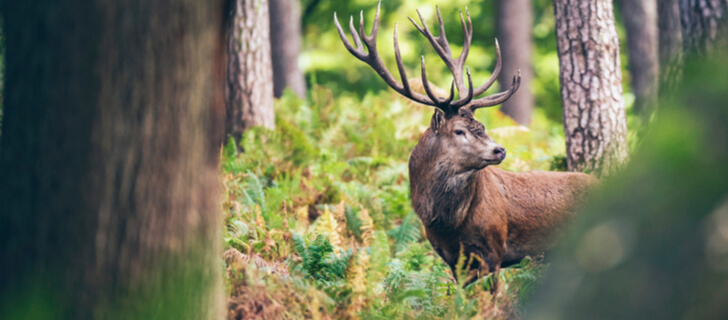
<box><xmin>334</xmin><ymin>2</ymin><xmax>520</xmax><ymax>173</ymax></box>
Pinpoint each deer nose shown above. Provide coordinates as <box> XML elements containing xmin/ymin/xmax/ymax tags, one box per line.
<box><xmin>493</xmin><ymin>147</ymin><xmax>506</xmax><ymax>160</ymax></box>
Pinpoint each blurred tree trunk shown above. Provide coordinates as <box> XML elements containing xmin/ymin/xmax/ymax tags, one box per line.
<box><xmin>0</xmin><ymin>1</ymin><xmax>225</xmax><ymax>319</ymax></box>
<box><xmin>658</xmin><ymin>0</ymin><xmax>683</xmax><ymax>94</ymax></box>
<box><xmin>554</xmin><ymin>0</ymin><xmax>629</xmax><ymax>177</ymax></box>
<box><xmin>680</xmin><ymin>0</ymin><xmax>728</xmax><ymax>58</ymax></box>
<box><xmin>226</xmin><ymin>0</ymin><xmax>275</xmax><ymax>146</ymax></box>
<box><xmin>496</xmin><ymin>0</ymin><xmax>534</xmax><ymax>126</ymax></box>
<box><xmin>269</xmin><ymin>0</ymin><xmax>307</xmax><ymax>98</ymax></box>
<box><xmin>618</xmin><ymin>0</ymin><xmax>659</xmax><ymax>117</ymax></box>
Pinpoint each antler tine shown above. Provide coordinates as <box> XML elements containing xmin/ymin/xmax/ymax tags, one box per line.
<box><xmin>469</xmin><ymin>70</ymin><xmax>522</xmax><ymax>110</ymax></box>
<box><xmin>473</xmin><ymin>39</ymin><xmax>502</xmax><ymax>97</ymax></box>
<box><xmin>334</xmin><ymin>2</ymin><xmax>439</xmax><ymax>108</ymax></box>
<box><xmin>362</xmin><ymin>4</ymin><xmax>378</xmax><ymax>43</ymax></box>
<box><xmin>420</xmin><ymin>56</ymin><xmax>444</xmax><ymax>107</ymax></box>
<box><xmin>456</xmin><ymin>8</ymin><xmax>473</xmax><ymax>66</ymax></box>
<box><xmin>435</xmin><ymin>6</ymin><xmax>452</xmax><ymax>57</ymax></box>
<box><xmin>451</xmin><ymin>67</ymin><xmax>474</xmax><ymax>108</ymax></box>
<box><xmin>358</xmin><ymin>11</ymin><xmax>367</xmax><ymax>44</ymax></box>
<box><xmin>393</xmin><ymin>23</ymin><xmax>412</xmax><ymax>96</ymax></box>
<box><xmin>348</xmin><ymin>16</ymin><xmax>363</xmax><ymax>51</ymax></box>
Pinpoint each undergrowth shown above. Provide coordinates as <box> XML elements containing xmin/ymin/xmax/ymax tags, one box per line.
<box><xmin>221</xmin><ymin>85</ymin><xmax>565</xmax><ymax>319</ymax></box>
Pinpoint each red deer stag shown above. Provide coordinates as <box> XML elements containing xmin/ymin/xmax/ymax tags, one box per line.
<box><xmin>334</xmin><ymin>4</ymin><xmax>597</xmax><ymax>287</ymax></box>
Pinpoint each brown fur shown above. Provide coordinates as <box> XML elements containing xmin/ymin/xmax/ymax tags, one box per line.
<box><xmin>409</xmin><ymin>109</ymin><xmax>598</xmax><ymax>285</ymax></box>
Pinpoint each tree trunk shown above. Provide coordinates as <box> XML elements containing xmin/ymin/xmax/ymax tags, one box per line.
<box><xmin>497</xmin><ymin>0</ymin><xmax>534</xmax><ymax>126</ymax></box>
<box><xmin>0</xmin><ymin>1</ymin><xmax>225</xmax><ymax>319</ymax></box>
<box><xmin>618</xmin><ymin>0</ymin><xmax>659</xmax><ymax>117</ymax></box>
<box><xmin>269</xmin><ymin>0</ymin><xmax>307</xmax><ymax>98</ymax></box>
<box><xmin>680</xmin><ymin>0</ymin><xmax>728</xmax><ymax>58</ymax></box>
<box><xmin>226</xmin><ymin>0</ymin><xmax>275</xmax><ymax>145</ymax></box>
<box><xmin>554</xmin><ymin>0</ymin><xmax>629</xmax><ymax>177</ymax></box>
<box><xmin>658</xmin><ymin>0</ymin><xmax>683</xmax><ymax>94</ymax></box>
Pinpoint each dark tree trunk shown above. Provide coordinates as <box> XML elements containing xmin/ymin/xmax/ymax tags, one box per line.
<box><xmin>497</xmin><ymin>0</ymin><xmax>534</xmax><ymax>126</ymax></box>
<box><xmin>680</xmin><ymin>0</ymin><xmax>728</xmax><ymax>58</ymax></box>
<box><xmin>554</xmin><ymin>0</ymin><xmax>629</xmax><ymax>177</ymax></box>
<box><xmin>226</xmin><ymin>0</ymin><xmax>275</xmax><ymax>145</ymax></box>
<box><xmin>658</xmin><ymin>0</ymin><xmax>683</xmax><ymax>94</ymax></box>
<box><xmin>0</xmin><ymin>1</ymin><xmax>225</xmax><ymax>318</ymax></box>
<box><xmin>269</xmin><ymin>0</ymin><xmax>307</xmax><ymax>98</ymax></box>
<box><xmin>618</xmin><ymin>0</ymin><xmax>659</xmax><ymax>117</ymax></box>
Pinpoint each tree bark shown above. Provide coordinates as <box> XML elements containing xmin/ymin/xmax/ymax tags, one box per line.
<box><xmin>226</xmin><ymin>0</ymin><xmax>275</xmax><ymax>145</ymax></box>
<box><xmin>618</xmin><ymin>0</ymin><xmax>659</xmax><ymax>117</ymax></box>
<box><xmin>554</xmin><ymin>0</ymin><xmax>629</xmax><ymax>177</ymax></box>
<box><xmin>658</xmin><ymin>0</ymin><xmax>683</xmax><ymax>94</ymax></box>
<box><xmin>497</xmin><ymin>0</ymin><xmax>534</xmax><ymax>126</ymax></box>
<box><xmin>680</xmin><ymin>0</ymin><xmax>728</xmax><ymax>58</ymax></box>
<box><xmin>0</xmin><ymin>1</ymin><xmax>225</xmax><ymax>319</ymax></box>
<box><xmin>269</xmin><ymin>0</ymin><xmax>307</xmax><ymax>98</ymax></box>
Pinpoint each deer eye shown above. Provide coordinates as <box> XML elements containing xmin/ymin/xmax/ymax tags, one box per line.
<box><xmin>454</xmin><ymin>130</ymin><xmax>465</xmax><ymax>136</ymax></box>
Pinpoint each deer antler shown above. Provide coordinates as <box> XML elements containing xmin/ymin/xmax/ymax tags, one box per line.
<box><xmin>334</xmin><ymin>2</ymin><xmax>520</xmax><ymax>115</ymax></box>
<box><xmin>334</xmin><ymin>2</ymin><xmax>452</xmax><ymax>111</ymax></box>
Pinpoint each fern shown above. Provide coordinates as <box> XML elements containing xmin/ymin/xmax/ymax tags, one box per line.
<box><xmin>344</xmin><ymin>205</ymin><xmax>363</xmax><ymax>239</ymax></box>
<box><xmin>241</xmin><ymin>171</ymin><xmax>266</xmax><ymax>208</ymax></box>
<box><xmin>292</xmin><ymin>234</ymin><xmax>353</xmax><ymax>286</ymax></box>
<box><xmin>398</xmin><ymin>241</ymin><xmax>434</xmax><ymax>272</ymax></box>
<box><xmin>389</xmin><ymin>211</ymin><xmax>423</xmax><ymax>254</ymax></box>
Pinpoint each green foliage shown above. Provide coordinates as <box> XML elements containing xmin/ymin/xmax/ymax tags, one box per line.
<box><xmin>293</xmin><ymin>234</ymin><xmax>352</xmax><ymax>286</ymax></box>
<box><xmin>389</xmin><ymin>211</ymin><xmax>422</xmax><ymax>254</ymax></box>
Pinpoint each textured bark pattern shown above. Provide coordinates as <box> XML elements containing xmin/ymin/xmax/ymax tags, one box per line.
<box><xmin>554</xmin><ymin>0</ymin><xmax>629</xmax><ymax>176</ymax></box>
<box><xmin>0</xmin><ymin>0</ymin><xmax>225</xmax><ymax>318</ymax></box>
<box><xmin>659</xmin><ymin>0</ymin><xmax>684</xmax><ymax>93</ymax></box>
<box><xmin>680</xmin><ymin>0</ymin><xmax>728</xmax><ymax>58</ymax></box>
<box><xmin>227</xmin><ymin>0</ymin><xmax>275</xmax><ymax>143</ymax></box>
<box><xmin>497</xmin><ymin>0</ymin><xmax>534</xmax><ymax>125</ymax></box>
<box><xmin>619</xmin><ymin>0</ymin><xmax>659</xmax><ymax>116</ymax></box>
<box><xmin>269</xmin><ymin>0</ymin><xmax>307</xmax><ymax>98</ymax></box>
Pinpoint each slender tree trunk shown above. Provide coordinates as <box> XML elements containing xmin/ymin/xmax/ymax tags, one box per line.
<box><xmin>0</xmin><ymin>1</ymin><xmax>225</xmax><ymax>319</ymax></box>
<box><xmin>658</xmin><ymin>0</ymin><xmax>683</xmax><ymax>94</ymax></box>
<box><xmin>497</xmin><ymin>0</ymin><xmax>534</xmax><ymax>126</ymax></box>
<box><xmin>680</xmin><ymin>0</ymin><xmax>728</xmax><ymax>58</ymax></box>
<box><xmin>269</xmin><ymin>0</ymin><xmax>307</xmax><ymax>98</ymax></box>
<box><xmin>554</xmin><ymin>0</ymin><xmax>629</xmax><ymax>177</ymax></box>
<box><xmin>618</xmin><ymin>0</ymin><xmax>659</xmax><ymax>117</ymax></box>
<box><xmin>226</xmin><ymin>0</ymin><xmax>275</xmax><ymax>145</ymax></box>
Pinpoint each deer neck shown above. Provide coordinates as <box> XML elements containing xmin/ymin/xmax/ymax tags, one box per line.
<box><xmin>411</xmin><ymin>155</ymin><xmax>482</xmax><ymax>232</ymax></box>
<box><xmin>432</xmin><ymin>164</ymin><xmax>481</xmax><ymax>230</ymax></box>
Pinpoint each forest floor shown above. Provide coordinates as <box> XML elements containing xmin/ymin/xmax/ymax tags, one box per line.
<box><xmin>220</xmin><ymin>86</ymin><xmax>569</xmax><ymax>319</ymax></box>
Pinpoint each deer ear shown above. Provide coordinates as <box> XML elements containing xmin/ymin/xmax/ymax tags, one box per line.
<box><xmin>430</xmin><ymin>109</ymin><xmax>445</xmax><ymax>132</ymax></box>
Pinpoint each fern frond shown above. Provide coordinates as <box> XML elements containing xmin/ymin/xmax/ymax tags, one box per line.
<box><xmin>312</xmin><ymin>205</ymin><xmax>344</xmax><ymax>250</ymax></box>
<box><xmin>359</xmin><ymin>207</ymin><xmax>374</xmax><ymax>247</ymax></box>
<box><xmin>389</xmin><ymin>211</ymin><xmax>422</xmax><ymax>254</ymax></box>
